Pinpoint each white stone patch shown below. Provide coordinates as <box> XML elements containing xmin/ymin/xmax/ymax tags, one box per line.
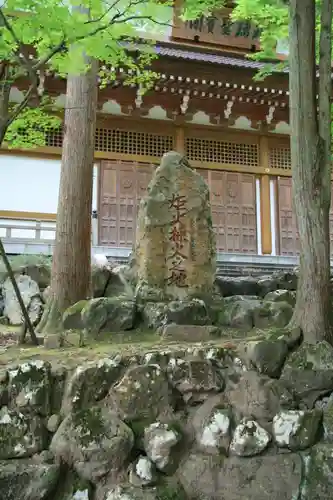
<box><xmin>14</xmin><ymin>443</ymin><xmax>26</xmax><ymax>456</ymax></box>
<box><xmin>0</xmin><ymin>409</ymin><xmax>12</xmax><ymax>424</ymax></box>
<box><xmin>273</xmin><ymin>411</ymin><xmax>304</xmax><ymax>447</ymax></box>
<box><xmin>230</xmin><ymin>419</ymin><xmax>271</xmax><ymax>457</ymax></box>
<box><xmin>199</xmin><ymin>411</ymin><xmax>231</xmax><ymax>448</ymax></box>
<box><xmin>144</xmin><ymin>422</ymin><xmax>179</xmax><ymax>470</ymax></box>
<box><xmin>135</xmin><ymin>456</ymin><xmax>153</xmax><ymax>481</ymax></box>
<box><xmin>97</xmin><ymin>357</ymin><xmax>120</xmax><ymax>369</ymax></box>
<box><xmin>73</xmin><ymin>490</ymin><xmax>90</xmax><ymax>500</ymax></box>
<box><xmin>106</xmin><ymin>487</ymin><xmax>133</xmax><ymax>500</ymax></box>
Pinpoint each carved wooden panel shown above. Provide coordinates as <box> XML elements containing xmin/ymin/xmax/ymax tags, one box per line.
<box><xmin>100</xmin><ymin>162</ymin><xmax>257</xmax><ymax>252</ymax></box>
<box><xmin>99</xmin><ymin>161</ymin><xmax>154</xmax><ymax>247</ymax></box>
<box><xmin>277</xmin><ymin>177</ymin><xmax>299</xmax><ymax>255</ymax></box>
<box><xmin>277</xmin><ymin>177</ymin><xmax>333</xmax><ymax>256</ymax></box>
<box><xmin>197</xmin><ymin>169</ymin><xmax>257</xmax><ymax>253</ymax></box>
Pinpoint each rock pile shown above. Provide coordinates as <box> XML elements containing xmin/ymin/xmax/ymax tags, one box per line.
<box><xmin>1</xmin><ymin>334</ymin><xmax>333</xmax><ymax>499</ymax></box>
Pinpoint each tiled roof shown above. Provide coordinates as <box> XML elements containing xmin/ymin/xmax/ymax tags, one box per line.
<box><xmin>155</xmin><ymin>45</ymin><xmax>267</xmax><ymax>70</ymax></box>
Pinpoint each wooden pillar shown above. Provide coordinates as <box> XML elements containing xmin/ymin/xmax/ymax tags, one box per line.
<box><xmin>259</xmin><ymin>136</ymin><xmax>272</xmax><ymax>254</ymax></box>
<box><xmin>175</xmin><ymin>127</ymin><xmax>185</xmax><ymax>154</ymax></box>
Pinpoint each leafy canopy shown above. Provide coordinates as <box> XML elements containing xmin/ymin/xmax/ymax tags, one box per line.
<box><xmin>0</xmin><ymin>0</ymin><xmax>174</xmax><ymax>147</ymax></box>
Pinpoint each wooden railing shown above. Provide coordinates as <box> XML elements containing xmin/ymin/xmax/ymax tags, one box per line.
<box><xmin>0</xmin><ymin>217</ymin><xmax>98</xmax><ymax>245</ymax></box>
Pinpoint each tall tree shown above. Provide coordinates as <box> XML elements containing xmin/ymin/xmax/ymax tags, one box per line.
<box><xmin>234</xmin><ymin>0</ymin><xmax>333</xmax><ymax>343</ymax></box>
<box><xmin>288</xmin><ymin>0</ymin><xmax>333</xmax><ymax>342</ymax></box>
<box><xmin>37</xmin><ymin>59</ymin><xmax>98</xmax><ymax>334</ymax></box>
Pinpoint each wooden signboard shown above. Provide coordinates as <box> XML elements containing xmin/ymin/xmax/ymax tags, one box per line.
<box><xmin>172</xmin><ymin>2</ymin><xmax>261</xmax><ymax>50</ymax></box>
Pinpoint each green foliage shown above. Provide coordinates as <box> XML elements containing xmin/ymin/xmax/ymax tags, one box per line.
<box><xmin>5</xmin><ymin>106</ymin><xmax>61</xmax><ymax>149</ymax></box>
<box><xmin>0</xmin><ymin>0</ymin><xmax>177</xmax><ymax>148</ymax></box>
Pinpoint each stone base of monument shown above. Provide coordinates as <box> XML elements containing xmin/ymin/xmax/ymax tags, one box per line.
<box><xmin>161</xmin><ymin>324</ymin><xmax>220</xmax><ymax>342</ymax></box>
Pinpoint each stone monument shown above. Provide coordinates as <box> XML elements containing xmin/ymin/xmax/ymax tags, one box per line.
<box><xmin>133</xmin><ymin>151</ymin><xmax>216</xmax><ymax>301</ymax></box>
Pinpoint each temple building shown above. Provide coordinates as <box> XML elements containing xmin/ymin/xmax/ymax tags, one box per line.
<box><xmin>0</xmin><ymin>2</ymin><xmax>322</xmax><ymax>264</ymax></box>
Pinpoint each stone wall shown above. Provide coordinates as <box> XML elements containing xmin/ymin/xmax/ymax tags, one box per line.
<box><xmin>1</xmin><ymin>332</ymin><xmax>333</xmax><ymax>499</ymax></box>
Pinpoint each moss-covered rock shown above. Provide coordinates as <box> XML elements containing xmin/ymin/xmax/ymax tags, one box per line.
<box><xmin>61</xmin><ymin>356</ymin><xmax>123</xmax><ymax>416</ymax></box>
<box><xmin>304</xmin><ymin>443</ymin><xmax>333</xmax><ymax>498</ymax></box>
<box><xmin>7</xmin><ymin>360</ymin><xmax>52</xmax><ymax>416</ymax></box>
<box><xmin>253</xmin><ymin>300</ymin><xmax>293</xmax><ymax>329</ymax></box>
<box><xmin>281</xmin><ymin>342</ymin><xmax>333</xmax><ymax>408</ymax></box>
<box><xmin>264</xmin><ymin>289</ymin><xmax>296</xmax><ymax>307</ymax></box>
<box><xmin>217</xmin><ymin>296</ymin><xmax>261</xmax><ymax>330</ymax></box>
<box><xmin>273</xmin><ymin>409</ymin><xmax>322</xmax><ymax>451</ymax></box>
<box><xmin>50</xmin><ymin>405</ymin><xmax>134</xmax><ymax>483</ymax></box>
<box><xmin>141</xmin><ymin>302</ymin><xmax>167</xmax><ymax>330</ymax></box>
<box><xmin>167</xmin><ymin>358</ymin><xmax>224</xmax><ymax>405</ymax></box>
<box><xmin>48</xmin><ymin>469</ymin><xmax>94</xmax><ymax>500</ymax></box>
<box><xmin>63</xmin><ymin>300</ymin><xmax>88</xmax><ymax>330</ymax></box>
<box><xmin>240</xmin><ymin>339</ymin><xmax>289</xmax><ymax>378</ymax></box>
<box><xmin>108</xmin><ymin>364</ymin><xmax>176</xmax><ymax>424</ymax></box>
<box><xmin>81</xmin><ymin>297</ymin><xmax>136</xmax><ymax>336</ymax></box>
<box><xmin>0</xmin><ymin>406</ymin><xmax>47</xmax><ymax>459</ymax></box>
<box><xmin>0</xmin><ymin>459</ymin><xmax>59</xmax><ymax>500</ymax></box>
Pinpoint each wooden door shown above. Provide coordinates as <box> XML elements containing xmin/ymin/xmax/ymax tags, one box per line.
<box><xmin>277</xmin><ymin>177</ymin><xmax>333</xmax><ymax>256</ymax></box>
<box><xmin>276</xmin><ymin>177</ymin><xmax>299</xmax><ymax>255</ymax></box>
<box><xmin>99</xmin><ymin>160</ymin><xmax>154</xmax><ymax>247</ymax></box>
<box><xmin>197</xmin><ymin>169</ymin><xmax>257</xmax><ymax>253</ymax></box>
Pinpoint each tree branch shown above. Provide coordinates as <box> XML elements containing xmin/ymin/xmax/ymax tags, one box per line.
<box><xmin>5</xmin><ymin>84</ymin><xmax>35</xmax><ymax>127</ymax></box>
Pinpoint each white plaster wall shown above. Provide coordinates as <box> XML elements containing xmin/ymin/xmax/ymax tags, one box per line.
<box><xmin>0</xmin><ymin>155</ymin><xmax>98</xmax><ymax>213</ymax></box>
<box><xmin>0</xmin><ymin>154</ymin><xmax>99</xmax><ymax>240</ymax></box>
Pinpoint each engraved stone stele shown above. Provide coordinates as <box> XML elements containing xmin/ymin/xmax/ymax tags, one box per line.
<box><xmin>132</xmin><ymin>151</ymin><xmax>216</xmax><ymax>302</ymax></box>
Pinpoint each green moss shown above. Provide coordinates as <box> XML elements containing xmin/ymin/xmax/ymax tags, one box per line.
<box><xmin>156</xmin><ymin>481</ymin><xmax>187</xmax><ymax>500</ymax></box>
<box><xmin>71</xmin><ymin>407</ymin><xmax>105</xmax><ymax>446</ymax></box>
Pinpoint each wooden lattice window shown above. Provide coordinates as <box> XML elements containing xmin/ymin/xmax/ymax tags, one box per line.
<box><xmin>45</xmin><ymin>128</ymin><xmax>63</xmax><ymax>147</ymax></box>
<box><xmin>269</xmin><ymin>146</ymin><xmax>291</xmax><ymax>170</ymax></box>
<box><xmin>94</xmin><ymin>128</ymin><xmax>174</xmax><ymax>157</ymax></box>
<box><xmin>185</xmin><ymin>137</ymin><xmax>259</xmax><ymax>167</ymax></box>
<box><xmin>45</xmin><ymin>127</ymin><xmax>174</xmax><ymax>158</ymax></box>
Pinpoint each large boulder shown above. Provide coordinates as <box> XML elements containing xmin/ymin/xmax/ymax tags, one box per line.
<box><xmin>61</xmin><ymin>356</ymin><xmax>123</xmax><ymax>416</ymax></box>
<box><xmin>133</xmin><ymin>151</ymin><xmax>216</xmax><ymax>302</ymax></box>
<box><xmin>215</xmin><ymin>276</ymin><xmax>259</xmax><ymax>297</ymax></box>
<box><xmin>272</xmin><ymin>409</ymin><xmax>322</xmax><ymax>450</ymax></box>
<box><xmin>50</xmin><ymin>406</ymin><xmax>134</xmax><ymax>483</ymax></box>
<box><xmin>0</xmin><ymin>406</ymin><xmax>47</xmax><ymax>459</ymax></box>
<box><xmin>190</xmin><ymin>395</ymin><xmax>231</xmax><ymax>455</ymax></box>
<box><xmin>81</xmin><ymin>297</ymin><xmax>136</xmax><ymax>336</ymax></box>
<box><xmin>281</xmin><ymin>341</ymin><xmax>333</xmax><ymax>408</ymax></box>
<box><xmin>104</xmin><ymin>265</ymin><xmax>135</xmax><ymax>299</ymax></box>
<box><xmin>217</xmin><ymin>296</ymin><xmax>261</xmax><ymax>330</ymax></box>
<box><xmin>7</xmin><ymin>360</ymin><xmax>52</xmax><ymax>416</ymax></box>
<box><xmin>108</xmin><ymin>364</ymin><xmax>176</xmax><ymax>425</ymax></box>
<box><xmin>253</xmin><ymin>300</ymin><xmax>293</xmax><ymax>329</ymax></box>
<box><xmin>0</xmin><ymin>459</ymin><xmax>59</xmax><ymax>500</ymax></box>
<box><xmin>167</xmin><ymin>358</ymin><xmax>224</xmax><ymax>405</ymax></box>
<box><xmin>257</xmin><ymin>270</ymin><xmax>297</xmax><ymax>296</ymax></box>
<box><xmin>178</xmin><ymin>453</ymin><xmax>303</xmax><ymax>500</ymax></box>
<box><xmin>225</xmin><ymin>370</ymin><xmax>295</xmax><ymax>425</ymax></box>
<box><xmin>3</xmin><ymin>275</ymin><xmax>43</xmax><ymax>325</ymax></box>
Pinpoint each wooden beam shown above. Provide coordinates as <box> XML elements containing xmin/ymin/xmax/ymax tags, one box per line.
<box><xmin>0</xmin><ymin>210</ymin><xmax>57</xmax><ymax>221</ymax></box>
<box><xmin>175</xmin><ymin>127</ymin><xmax>185</xmax><ymax>154</ymax></box>
<box><xmin>259</xmin><ymin>137</ymin><xmax>272</xmax><ymax>254</ymax></box>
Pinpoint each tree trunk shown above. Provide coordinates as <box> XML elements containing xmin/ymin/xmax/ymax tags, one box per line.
<box><xmin>39</xmin><ymin>59</ymin><xmax>98</xmax><ymax>335</ymax></box>
<box><xmin>288</xmin><ymin>0</ymin><xmax>333</xmax><ymax>343</ymax></box>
